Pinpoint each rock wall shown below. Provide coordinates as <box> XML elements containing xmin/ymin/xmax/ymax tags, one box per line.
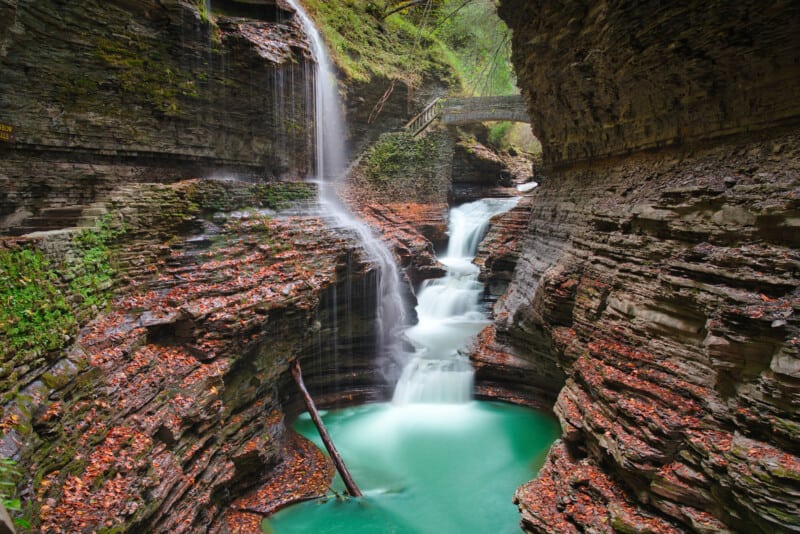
<box><xmin>0</xmin><ymin>179</ymin><xmax>389</xmax><ymax>532</ymax></box>
<box><xmin>500</xmin><ymin>0</ymin><xmax>800</xmax><ymax>168</ymax></box>
<box><xmin>0</xmin><ymin>0</ymin><xmax>314</xmax><ymax>232</ymax></box>
<box><xmin>497</xmin><ymin>0</ymin><xmax>800</xmax><ymax>532</ymax></box>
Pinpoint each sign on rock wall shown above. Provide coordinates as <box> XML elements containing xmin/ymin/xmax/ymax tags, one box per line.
<box><xmin>0</xmin><ymin>123</ymin><xmax>14</xmax><ymax>142</ymax></box>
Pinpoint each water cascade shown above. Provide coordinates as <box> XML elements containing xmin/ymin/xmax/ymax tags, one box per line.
<box><xmin>270</xmin><ymin>196</ymin><xmax>558</xmax><ymax>534</ymax></box>
<box><xmin>286</xmin><ymin>0</ymin><xmax>406</xmax><ymax>376</ymax></box>
<box><xmin>269</xmin><ymin>4</ymin><xmax>559</xmax><ymax>533</ymax></box>
<box><xmin>393</xmin><ymin>197</ymin><xmax>520</xmax><ymax>403</ymax></box>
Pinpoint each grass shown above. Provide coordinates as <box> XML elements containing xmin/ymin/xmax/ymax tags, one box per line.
<box><xmin>363</xmin><ymin>131</ymin><xmax>440</xmax><ymax>182</ymax></box>
<box><xmin>0</xmin><ymin>215</ymin><xmax>125</xmax><ymax>402</ymax></box>
<box><xmin>301</xmin><ymin>0</ymin><xmax>460</xmax><ymax>89</ymax></box>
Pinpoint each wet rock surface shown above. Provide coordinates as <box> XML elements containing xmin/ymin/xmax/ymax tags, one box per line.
<box><xmin>0</xmin><ymin>0</ymin><xmax>314</xmax><ymax>233</ymax></box>
<box><xmin>499</xmin><ymin>0</ymin><xmax>800</xmax><ymax>168</ymax></box>
<box><xmin>495</xmin><ymin>138</ymin><xmax>800</xmax><ymax>532</ymax></box>
<box><xmin>0</xmin><ymin>179</ymin><xmax>388</xmax><ymax>532</ymax></box>
<box><xmin>499</xmin><ymin>1</ymin><xmax>800</xmax><ymax>531</ymax></box>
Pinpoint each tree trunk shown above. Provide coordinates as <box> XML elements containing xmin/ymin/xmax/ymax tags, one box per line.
<box><xmin>290</xmin><ymin>360</ymin><xmax>363</xmax><ymax>497</ymax></box>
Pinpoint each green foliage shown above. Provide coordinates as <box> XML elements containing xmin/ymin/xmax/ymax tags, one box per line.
<box><xmin>431</xmin><ymin>0</ymin><xmax>516</xmax><ymax>96</ymax></box>
<box><xmin>0</xmin><ymin>458</ymin><xmax>28</xmax><ymax>528</ymax></box>
<box><xmin>301</xmin><ymin>0</ymin><xmax>513</xmax><ymax>98</ymax></box>
<box><xmin>486</xmin><ymin>121</ymin><xmax>542</xmax><ymax>155</ymax></box>
<box><xmin>488</xmin><ymin>121</ymin><xmax>513</xmax><ymax>148</ymax></box>
<box><xmin>196</xmin><ymin>0</ymin><xmax>211</xmax><ymax>23</ymax></box>
<box><xmin>69</xmin><ymin>216</ymin><xmax>126</xmax><ymax>315</ymax></box>
<box><xmin>0</xmin><ymin>249</ymin><xmax>75</xmax><ymax>359</ymax></box>
<box><xmin>302</xmin><ymin>0</ymin><xmax>457</xmax><ymax>88</ymax></box>
<box><xmin>364</xmin><ymin>131</ymin><xmax>439</xmax><ymax>183</ymax></box>
<box><xmin>0</xmin><ymin>215</ymin><xmax>125</xmax><ymax>394</ymax></box>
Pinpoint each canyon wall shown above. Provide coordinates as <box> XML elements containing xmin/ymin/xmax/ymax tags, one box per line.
<box><xmin>0</xmin><ymin>0</ymin><xmax>314</xmax><ymax>233</ymax></box>
<box><xmin>497</xmin><ymin>0</ymin><xmax>800</xmax><ymax>532</ymax></box>
<box><xmin>502</xmin><ymin>0</ymin><xmax>800</xmax><ymax>168</ymax></box>
<box><xmin>1</xmin><ymin>179</ymin><xmax>389</xmax><ymax>532</ymax></box>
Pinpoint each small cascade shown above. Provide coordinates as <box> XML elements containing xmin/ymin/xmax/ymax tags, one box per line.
<box><xmin>286</xmin><ymin>0</ymin><xmax>406</xmax><ymax>378</ymax></box>
<box><xmin>393</xmin><ymin>197</ymin><xmax>520</xmax><ymax>404</ymax></box>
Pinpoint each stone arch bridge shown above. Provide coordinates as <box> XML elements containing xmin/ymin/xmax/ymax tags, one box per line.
<box><xmin>404</xmin><ymin>95</ymin><xmax>529</xmax><ymax>135</ymax></box>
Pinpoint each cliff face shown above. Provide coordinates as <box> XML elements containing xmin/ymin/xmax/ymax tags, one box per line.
<box><xmin>1</xmin><ymin>179</ymin><xmax>388</xmax><ymax>532</ymax></box>
<box><xmin>0</xmin><ymin>0</ymin><xmax>314</xmax><ymax>233</ymax></box>
<box><xmin>502</xmin><ymin>0</ymin><xmax>800</xmax><ymax>168</ymax></box>
<box><xmin>497</xmin><ymin>0</ymin><xmax>800</xmax><ymax>532</ymax></box>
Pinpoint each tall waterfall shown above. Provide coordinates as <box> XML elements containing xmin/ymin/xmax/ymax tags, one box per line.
<box><xmin>393</xmin><ymin>198</ymin><xmax>520</xmax><ymax>404</ymax></box>
<box><xmin>286</xmin><ymin>0</ymin><xmax>406</xmax><ymax>377</ymax></box>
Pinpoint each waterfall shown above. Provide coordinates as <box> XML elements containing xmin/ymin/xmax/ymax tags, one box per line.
<box><xmin>286</xmin><ymin>0</ymin><xmax>406</xmax><ymax>378</ymax></box>
<box><xmin>393</xmin><ymin>198</ymin><xmax>520</xmax><ymax>404</ymax></box>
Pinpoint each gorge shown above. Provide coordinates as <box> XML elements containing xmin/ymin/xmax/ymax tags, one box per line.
<box><xmin>1</xmin><ymin>1</ymin><xmax>799</xmax><ymax>533</ymax></box>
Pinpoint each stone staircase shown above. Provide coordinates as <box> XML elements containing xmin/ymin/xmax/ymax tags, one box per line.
<box><xmin>9</xmin><ymin>204</ymin><xmax>107</xmax><ymax>236</ymax></box>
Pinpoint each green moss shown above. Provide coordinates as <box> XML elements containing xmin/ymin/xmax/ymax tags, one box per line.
<box><xmin>255</xmin><ymin>182</ymin><xmax>316</xmax><ymax>210</ymax></box>
<box><xmin>0</xmin><ymin>248</ymin><xmax>76</xmax><ymax>365</ymax></box>
<box><xmin>94</xmin><ymin>37</ymin><xmax>202</xmax><ymax>116</ymax></box>
<box><xmin>40</xmin><ymin>372</ymin><xmax>72</xmax><ymax>391</ymax></box>
<box><xmin>364</xmin><ymin>131</ymin><xmax>440</xmax><ymax>182</ymax></box>
<box><xmin>302</xmin><ymin>0</ymin><xmax>458</xmax><ymax>89</ymax></box>
<box><xmin>187</xmin><ymin>181</ymin><xmax>315</xmax><ymax>215</ymax></box>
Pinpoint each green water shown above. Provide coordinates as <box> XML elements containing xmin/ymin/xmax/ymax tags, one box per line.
<box><xmin>266</xmin><ymin>401</ymin><xmax>559</xmax><ymax>534</ymax></box>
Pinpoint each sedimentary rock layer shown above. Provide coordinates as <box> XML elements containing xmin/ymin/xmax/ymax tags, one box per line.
<box><xmin>499</xmin><ymin>0</ymin><xmax>800</xmax><ymax>167</ymax></box>
<box><xmin>503</xmin><ymin>138</ymin><xmax>800</xmax><ymax>533</ymax></box>
<box><xmin>0</xmin><ymin>0</ymin><xmax>313</xmax><ymax>231</ymax></box>
<box><xmin>499</xmin><ymin>0</ymin><xmax>800</xmax><ymax>531</ymax></box>
<box><xmin>1</xmin><ymin>180</ymin><xmax>388</xmax><ymax>532</ymax></box>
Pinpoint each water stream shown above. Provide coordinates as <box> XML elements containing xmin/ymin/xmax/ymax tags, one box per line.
<box><xmin>287</xmin><ymin>0</ymin><xmax>406</xmax><ymax>375</ymax></box>
<box><xmin>269</xmin><ymin>197</ymin><xmax>558</xmax><ymax>533</ymax></box>
<box><xmin>270</xmin><ymin>3</ymin><xmax>558</xmax><ymax>532</ymax></box>
<box><xmin>393</xmin><ymin>198</ymin><xmax>520</xmax><ymax>404</ymax></box>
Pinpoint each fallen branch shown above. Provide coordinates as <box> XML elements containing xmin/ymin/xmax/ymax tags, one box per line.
<box><xmin>290</xmin><ymin>360</ymin><xmax>362</xmax><ymax>497</ymax></box>
<box><xmin>383</xmin><ymin>0</ymin><xmax>428</xmax><ymax>19</ymax></box>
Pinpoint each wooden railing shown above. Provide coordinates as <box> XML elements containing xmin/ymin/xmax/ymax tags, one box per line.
<box><xmin>403</xmin><ymin>97</ymin><xmax>443</xmax><ymax>136</ymax></box>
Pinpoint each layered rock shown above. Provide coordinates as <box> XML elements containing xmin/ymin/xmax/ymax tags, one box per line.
<box><xmin>503</xmin><ymin>140</ymin><xmax>800</xmax><ymax>533</ymax></box>
<box><xmin>500</xmin><ymin>0</ymin><xmax>800</xmax><ymax>167</ymax></box>
<box><xmin>498</xmin><ymin>0</ymin><xmax>800</xmax><ymax>532</ymax></box>
<box><xmin>0</xmin><ymin>0</ymin><xmax>314</xmax><ymax>233</ymax></box>
<box><xmin>342</xmin><ymin>131</ymin><xmax>454</xmax><ymax>291</ymax></box>
<box><xmin>0</xmin><ymin>179</ymin><xmax>391</xmax><ymax>532</ymax></box>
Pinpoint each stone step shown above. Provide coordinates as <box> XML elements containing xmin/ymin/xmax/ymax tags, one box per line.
<box><xmin>9</xmin><ymin>204</ymin><xmax>111</xmax><ymax>235</ymax></box>
<box><xmin>39</xmin><ymin>206</ymin><xmax>85</xmax><ymax>218</ymax></box>
<box><xmin>11</xmin><ymin>225</ymin><xmax>69</xmax><ymax>235</ymax></box>
<box><xmin>16</xmin><ymin>204</ymin><xmax>88</xmax><ymax>231</ymax></box>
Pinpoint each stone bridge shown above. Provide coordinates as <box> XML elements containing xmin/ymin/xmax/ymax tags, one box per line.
<box><xmin>404</xmin><ymin>95</ymin><xmax>530</xmax><ymax>135</ymax></box>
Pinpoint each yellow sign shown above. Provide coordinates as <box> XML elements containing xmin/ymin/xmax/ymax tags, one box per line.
<box><xmin>0</xmin><ymin>123</ymin><xmax>14</xmax><ymax>142</ymax></box>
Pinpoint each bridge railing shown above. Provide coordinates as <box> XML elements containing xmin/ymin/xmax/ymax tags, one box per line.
<box><xmin>405</xmin><ymin>95</ymin><xmax>529</xmax><ymax>136</ymax></box>
<box><xmin>403</xmin><ymin>97</ymin><xmax>443</xmax><ymax>136</ymax></box>
<box><xmin>440</xmin><ymin>95</ymin><xmax>528</xmax><ymax>125</ymax></box>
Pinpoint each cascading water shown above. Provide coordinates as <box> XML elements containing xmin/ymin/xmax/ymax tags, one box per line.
<box><xmin>270</xmin><ymin>6</ymin><xmax>559</xmax><ymax>533</ymax></box>
<box><xmin>286</xmin><ymin>0</ymin><xmax>405</xmax><ymax>376</ymax></box>
<box><xmin>393</xmin><ymin>197</ymin><xmax>520</xmax><ymax>404</ymax></box>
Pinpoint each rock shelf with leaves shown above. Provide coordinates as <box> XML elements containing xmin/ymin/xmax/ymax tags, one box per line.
<box><xmin>493</xmin><ymin>1</ymin><xmax>800</xmax><ymax>531</ymax></box>
<box><xmin>0</xmin><ymin>178</ymin><xmax>394</xmax><ymax>532</ymax></box>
